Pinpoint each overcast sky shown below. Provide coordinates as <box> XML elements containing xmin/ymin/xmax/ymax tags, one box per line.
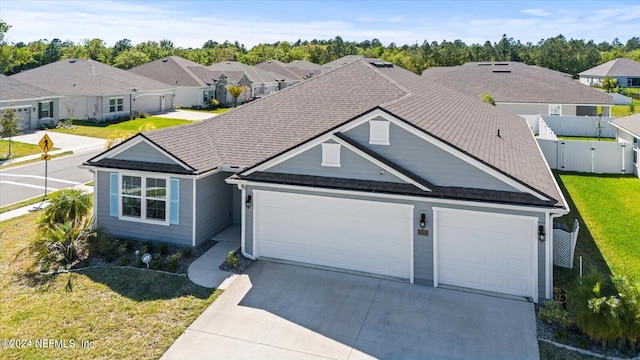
<box><xmin>2</xmin><ymin>0</ymin><xmax>639</xmax><ymax>48</ymax></box>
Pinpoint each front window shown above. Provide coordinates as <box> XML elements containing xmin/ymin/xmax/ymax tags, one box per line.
<box><xmin>549</xmin><ymin>105</ymin><xmax>562</xmax><ymax>116</ymax></box>
<box><xmin>39</xmin><ymin>101</ymin><xmax>53</xmax><ymax>119</ymax></box>
<box><xmin>110</xmin><ymin>97</ymin><xmax>124</xmax><ymax>113</ymax></box>
<box><xmin>203</xmin><ymin>91</ymin><xmax>210</xmax><ymax>103</ymax></box>
<box><xmin>121</xmin><ymin>175</ymin><xmax>166</xmax><ymax>221</ymax></box>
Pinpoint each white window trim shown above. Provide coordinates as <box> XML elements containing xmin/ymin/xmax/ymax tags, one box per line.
<box><xmin>369</xmin><ymin>120</ymin><xmax>390</xmax><ymax>145</ymax></box>
<box><xmin>549</xmin><ymin>104</ymin><xmax>562</xmax><ymax>116</ymax></box>
<box><xmin>118</xmin><ymin>172</ymin><xmax>171</xmax><ymax>226</ymax></box>
<box><xmin>39</xmin><ymin>101</ymin><xmax>53</xmax><ymax>119</ymax></box>
<box><xmin>321</xmin><ymin>143</ymin><xmax>341</xmax><ymax>167</ymax></box>
<box><xmin>110</xmin><ymin>97</ymin><xmax>124</xmax><ymax>113</ymax></box>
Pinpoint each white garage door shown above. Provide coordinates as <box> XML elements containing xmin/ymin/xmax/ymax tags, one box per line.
<box><xmin>14</xmin><ymin>107</ymin><xmax>31</xmax><ymax>129</ymax></box>
<box><xmin>435</xmin><ymin>208</ymin><xmax>537</xmax><ymax>300</ymax></box>
<box><xmin>254</xmin><ymin>190</ymin><xmax>413</xmax><ymax>279</ymax></box>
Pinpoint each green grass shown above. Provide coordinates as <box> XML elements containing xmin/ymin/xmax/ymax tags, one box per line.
<box><xmin>0</xmin><ymin>211</ymin><xmax>220</xmax><ymax>359</ymax></box>
<box><xmin>554</xmin><ymin>172</ymin><xmax>640</xmax><ymax>289</ymax></box>
<box><xmin>50</xmin><ymin>117</ymin><xmax>193</xmax><ymax>139</ymax></box>
<box><xmin>0</xmin><ymin>140</ymin><xmax>59</xmax><ymax>160</ymax></box>
<box><xmin>556</xmin><ymin>136</ymin><xmax>615</xmax><ymax>142</ymax></box>
<box><xmin>180</xmin><ymin>108</ymin><xmax>231</xmax><ymax>115</ymax></box>
<box><xmin>0</xmin><ymin>151</ymin><xmax>74</xmax><ymax>169</ymax></box>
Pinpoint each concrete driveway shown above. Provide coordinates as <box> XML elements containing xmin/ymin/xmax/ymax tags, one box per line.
<box><xmin>153</xmin><ymin>109</ymin><xmax>219</xmax><ymax>121</ymax></box>
<box><xmin>161</xmin><ymin>261</ymin><xmax>539</xmax><ymax>360</ymax></box>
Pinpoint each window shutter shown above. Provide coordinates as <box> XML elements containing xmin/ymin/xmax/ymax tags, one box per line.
<box><xmin>109</xmin><ymin>173</ymin><xmax>118</xmax><ymax>217</ymax></box>
<box><xmin>169</xmin><ymin>178</ymin><xmax>180</xmax><ymax>224</ymax></box>
<box><xmin>38</xmin><ymin>103</ymin><xmax>42</xmax><ymax>119</ymax></box>
<box><xmin>49</xmin><ymin>101</ymin><xmax>53</xmax><ymax>117</ymax></box>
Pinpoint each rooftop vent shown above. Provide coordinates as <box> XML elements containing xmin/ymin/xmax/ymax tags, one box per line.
<box><xmin>477</xmin><ymin>63</ymin><xmax>491</xmax><ymax>66</ymax></box>
<box><xmin>162</xmin><ymin>58</ymin><xmax>168</xmax><ymax>62</ymax></box>
<box><xmin>494</xmin><ymin>63</ymin><xmax>509</xmax><ymax>66</ymax></box>
<box><xmin>492</xmin><ymin>69</ymin><xmax>511</xmax><ymax>73</ymax></box>
<box><xmin>366</xmin><ymin>59</ymin><xmax>393</xmax><ymax>68</ymax></box>
<box><xmin>69</xmin><ymin>59</ymin><xmax>76</xmax><ymax>63</ymax></box>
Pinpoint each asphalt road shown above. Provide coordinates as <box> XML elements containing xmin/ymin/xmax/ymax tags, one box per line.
<box><xmin>0</xmin><ymin>150</ymin><xmax>102</xmax><ymax>207</ymax></box>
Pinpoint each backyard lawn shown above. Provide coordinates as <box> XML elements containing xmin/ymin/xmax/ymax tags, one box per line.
<box><xmin>50</xmin><ymin>117</ymin><xmax>193</xmax><ymax>139</ymax></box>
<box><xmin>555</xmin><ymin>173</ymin><xmax>640</xmax><ymax>288</ymax></box>
<box><xmin>0</xmin><ymin>211</ymin><xmax>220</xmax><ymax>359</ymax></box>
<box><xmin>0</xmin><ymin>140</ymin><xmax>57</xmax><ymax>160</ymax></box>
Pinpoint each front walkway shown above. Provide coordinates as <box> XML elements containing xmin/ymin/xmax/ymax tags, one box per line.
<box><xmin>187</xmin><ymin>225</ymin><xmax>241</xmax><ymax>290</ymax></box>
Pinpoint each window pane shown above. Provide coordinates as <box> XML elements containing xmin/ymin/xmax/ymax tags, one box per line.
<box><xmin>117</xmin><ymin>98</ymin><xmax>123</xmax><ymax>105</ymax></box>
<box><xmin>146</xmin><ymin>199</ymin><xmax>166</xmax><ymax>220</ymax></box>
<box><xmin>110</xmin><ymin>99</ymin><xmax>116</xmax><ymax>106</ymax></box>
<box><xmin>122</xmin><ymin>197</ymin><xmax>141</xmax><ymax>217</ymax></box>
<box><xmin>122</xmin><ymin>176</ymin><xmax>141</xmax><ymax>196</ymax></box>
<box><xmin>146</xmin><ymin>178</ymin><xmax>166</xmax><ymax>198</ymax></box>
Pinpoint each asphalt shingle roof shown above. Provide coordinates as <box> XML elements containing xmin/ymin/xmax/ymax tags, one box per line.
<box><xmin>129</xmin><ymin>56</ymin><xmax>218</xmax><ymax>87</ymax></box>
<box><xmin>610</xmin><ymin>114</ymin><xmax>640</xmax><ymax>136</ymax></box>
<box><xmin>0</xmin><ymin>74</ymin><xmax>58</xmax><ymax>102</ymax></box>
<box><xmin>11</xmin><ymin>59</ymin><xmax>173</xmax><ymax>96</ymax></box>
<box><xmin>579</xmin><ymin>58</ymin><xmax>640</xmax><ymax>77</ymax></box>
<box><xmin>208</xmin><ymin>61</ymin><xmax>283</xmax><ymax>84</ymax></box>
<box><xmin>422</xmin><ymin>61</ymin><xmax>613</xmax><ymax>105</ymax></box>
<box><xmin>255</xmin><ymin>60</ymin><xmax>303</xmax><ymax>81</ymax></box>
<box><xmin>92</xmin><ymin>59</ymin><xmax>565</xmax><ymax>208</ymax></box>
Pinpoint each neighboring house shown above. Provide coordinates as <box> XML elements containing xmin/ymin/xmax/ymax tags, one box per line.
<box><xmin>422</xmin><ymin>62</ymin><xmax>614</xmax><ymax>133</ymax></box>
<box><xmin>84</xmin><ymin>59</ymin><xmax>568</xmax><ymax>303</ymax></box>
<box><xmin>255</xmin><ymin>59</ymin><xmax>303</xmax><ymax>86</ymax></box>
<box><xmin>321</xmin><ymin>55</ymin><xmax>364</xmax><ymax>71</ymax></box>
<box><xmin>208</xmin><ymin>61</ymin><xmax>284</xmax><ymax>103</ymax></box>
<box><xmin>610</xmin><ymin>114</ymin><xmax>640</xmax><ymax>176</ymax></box>
<box><xmin>0</xmin><ymin>74</ymin><xmax>61</xmax><ymax>129</ymax></box>
<box><xmin>12</xmin><ymin>59</ymin><xmax>175</xmax><ymax>121</ymax></box>
<box><xmin>579</xmin><ymin>58</ymin><xmax>640</xmax><ymax>88</ymax></box>
<box><xmin>129</xmin><ymin>56</ymin><xmax>218</xmax><ymax>108</ymax></box>
<box><xmin>288</xmin><ymin>59</ymin><xmax>323</xmax><ymax>78</ymax></box>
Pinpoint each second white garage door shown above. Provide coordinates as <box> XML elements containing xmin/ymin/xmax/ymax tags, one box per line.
<box><xmin>434</xmin><ymin>208</ymin><xmax>538</xmax><ymax>300</ymax></box>
<box><xmin>253</xmin><ymin>190</ymin><xmax>413</xmax><ymax>279</ymax></box>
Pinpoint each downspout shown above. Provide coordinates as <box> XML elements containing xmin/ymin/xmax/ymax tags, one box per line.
<box><xmin>239</xmin><ymin>184</ymin><xmax>256</xmax><ymax>260</ymax></box>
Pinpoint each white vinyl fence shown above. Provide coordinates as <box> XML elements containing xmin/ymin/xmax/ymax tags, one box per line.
<box><xmin>539</xmin><ymin>115</ymin><xmax>616</xmax><ymax>139</ymax></box>
<box><xmin>538</xmin><ymin>117</ymin><xmax>558</xmax><ymax>140</ymax></box>
<box><xmin>538</xmin><ymin>138</ymin><xmax>633</xmax><ymax>174</ymax></box>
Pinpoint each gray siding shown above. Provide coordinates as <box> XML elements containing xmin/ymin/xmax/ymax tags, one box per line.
<box><xmin>344</xmin><ymin>121</ymin><xmax>517</xmax><ymax>192</ymax></box>
<box><xmin>243</xmin><ymin>185</ymin><xmax>547</xmax><ymax>300</ymax></box>
<box><xmin>95</xmin><ymin>170</ymin><xmax>193</xmax><ymax>246</ymax></box>
<box><xmin>232</xmin><ymin>185</ymin><xmax>242</xmax><ymax>224</ymax></box>
<box><xmin>268</xmin><ymin>142</ymin><xmax>404</xmax><ymax>183</ymax></box>
<box><xmin>497</xmin><ymin>103</ymin><xmax>549</xmax><ymax>116</ymax></box>
<box><xmin>195</xmin><ymin>172</ymin><xmax>235</xmax><ymax>245</ymax></box>
<box><xmin>112</xmin><ymin>141</ymin><xmax>177</xmax><ymax>164</ymax></box>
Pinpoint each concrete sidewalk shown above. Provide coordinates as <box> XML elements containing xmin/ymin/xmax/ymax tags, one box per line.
<box><xmin>187</xmin><ymin>225</ymin><xmax>242</xmax><ymax>290</ymax></box>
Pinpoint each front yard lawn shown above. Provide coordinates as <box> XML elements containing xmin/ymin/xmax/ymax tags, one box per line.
<box><xmin>0</xmin><ymin>140</ymin><xmax>58</xmax><ymax>160</ymax></box>
<box><xmin>0</xmin><ymin>212</ymin><xmax>220</xmax><ymax>359</ymax></box>
<box><xmin>554</xmin><ymin>172</ymin><xmax>640</xmax><ymax>288</ymax></box>
<box><xmin>50</xmin><ymin>117</ymin><xmax>193</xmax><ymax>139</ymax></box>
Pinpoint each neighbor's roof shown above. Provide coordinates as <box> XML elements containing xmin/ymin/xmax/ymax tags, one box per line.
<box><xmin>289</xmin><ymin>59</ymin><xmax>323</xmax><ymax>73</ymax></box>
<box><xmin>321</xmin><ymin>55</ymin><xmax>364</xmax><ymax>69</ymax></box>
<box><xmin>11</xmin><ymin>59</ymin><xmax>173</xmax><ymax>96</ymax></box>
<box><xmin>422</xmin><ymin>61</ymin><xmax>614</xmax><ymax>105</ymax></box>
<box><xmin>129</xmin><ymin>56</ymin><xmax>219</xmax><ymax>87</ymax></box>
<box><xmin>95</xmin><ymin>59</ymin><xmax>564</xmax><ymax>207</ymax></box>
<box><xmin>208</xmin><ymin>61</ymin><xmax>283</xmax><ymax>84</ymax></box>
<box><xmin>255</xmin><ymin>59</ymin><xmax>303</xmax><ymax>81</ymax></box>
<box><xmin>610</xmin><ymin>114</ymin><xmax>640</xmax><ymax>136</ymax></box>
<box><xmin>579</xmin><ymin>58</ymin><xmax>640</xmax><ymax>77</ymax></box>
<box><xmin>0</xmin><ymin>74</ymin><xmax>59</xmax><ymax>102</ymax></box>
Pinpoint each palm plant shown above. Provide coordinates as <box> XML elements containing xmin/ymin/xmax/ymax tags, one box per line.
<box><xmin>32</xmin><ymin>216</ymin><xmax>95</xmax><ymax>271</ymax></box>
<box><xmin>225</xmin><ymin>84</ymin><xmax>248</xmax><ymax>107</ymax></box>
<box><xmin>39</xmin><ymin>189</ymin><xmax>92</xmax><ymax>233</ymax></box>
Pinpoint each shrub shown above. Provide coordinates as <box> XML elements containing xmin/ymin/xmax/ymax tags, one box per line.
<box><xmin>117</xmin><ymin>243</ymin><xmax>128</xmax><ymax>256</ymax></box>
<box><xmin>139</xmin><ymin>112</ymin><xmax>149</xmax><ymax>118</ymax></box>
<box><xmin>32</xmin><ymin>217</ymin><xmax>96</xmax><ymax>271</ymax></box>
<box><xmin>182</xmin><ymin>248</ymin><xmax>193</xmax><ymax>258</ymax></box>
<box><xmin>144</xmin><ymin>241</ymin><xmax>154</xmax><ymax>253</ymax></box>
<box><xmin>167</xmin><ymin>252</ymin><xmax>182</xmax><ymax>273</ymax></box>
<box><xmin>480</xmin><ymin>93</ymin><xmax>496</xmax><ymax>106</ymax></box>
<box><xmin>629</xmin><ymin>102</ymin><xmax>636</xmax><ymax>115</ymax></box>
<box><xmin>117</xmin><ymin>255</ymin><xmax>130</xmax><ymax>266</ymax></box>
<box><xmin>208</xmin><ymin>99</ymin><xmax>220</xmax><ymax>109</ymax></box>
<box><xmin>225</xmin><ymin>250</ymin><xmax>240</xmax><ymax>268</ymax></box>
<box><xmin>158</xmin><ymin>243</ymin><xmax>169</xmax><ymax>255</ymax></box>
<box><xmin>137</xmin><ymin>122</ymin><xmax>156</xmax><ymax>133</ymax></box>
<box><xmin>105</xmin><ymin>130</ymin><xmax>133</xmax><ymax>149</ymax></box>
<box><xmin>149</xmin><ymin>252</ymin><xmax>163</xmax><ymax>269</ymax></box>
<box><xmin>539</xmin><ymin>299</ymin><xmax>573</xmax><ymax>328</ymax></box>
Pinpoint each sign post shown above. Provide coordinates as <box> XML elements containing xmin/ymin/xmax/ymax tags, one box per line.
<box><xmin>39</xmin><ymin>134</ymin><xmax>54</xmax><ymax>202</ymax></box>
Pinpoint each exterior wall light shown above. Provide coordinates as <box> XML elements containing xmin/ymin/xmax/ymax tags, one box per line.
<box><xmin>419</xmin><ymin>213</ymin><xmax>426</xmax><ymax>229</ymax></box>
<box><xmin>245</xmin><ymin>195</ymin><xmax>252</xmax><ymax>208</ymax></box>
<box><xmin>538</xmin><ymin>225</ymin><xmax>545</xmax><ymax>242</ymax></box>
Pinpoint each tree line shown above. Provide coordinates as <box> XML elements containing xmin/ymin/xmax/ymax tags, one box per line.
<box><xmin>1</xmin><ymin>20</ymin><xmax>639</xmax><ymax>76</ymax></box>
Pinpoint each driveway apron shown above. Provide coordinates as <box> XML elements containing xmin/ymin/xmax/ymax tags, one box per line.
<box><xmin>161</xmin><ymin>261</ymin><xmax>539</xmax><ymax>360</ymax></box>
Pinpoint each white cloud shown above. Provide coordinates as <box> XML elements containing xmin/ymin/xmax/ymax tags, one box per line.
<box><xmin>520</xmin><ymin>8</ymin><xmax>550</xmax><ymax>17</ymax></box>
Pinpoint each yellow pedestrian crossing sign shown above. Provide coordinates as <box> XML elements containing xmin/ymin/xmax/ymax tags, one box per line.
<box><xmin>39</xmin><ymin>134</ymin><xmax>54</xmax><ymax>153</ymax></box>
<box><xmin>41</xmin><ymin>154</ymin><xmax>51</xmax><ymax>161</ymax></box>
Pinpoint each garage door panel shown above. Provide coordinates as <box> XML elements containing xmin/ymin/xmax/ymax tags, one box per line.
<box><xmin>436</xmin><ymin>209</ymin><xmax>536</xmax><ymax>299</ymax></box>
<box><xmin>255</xmin><ymin>191</ymin><xmax>412</xmax><ymax>279</ymax></box>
